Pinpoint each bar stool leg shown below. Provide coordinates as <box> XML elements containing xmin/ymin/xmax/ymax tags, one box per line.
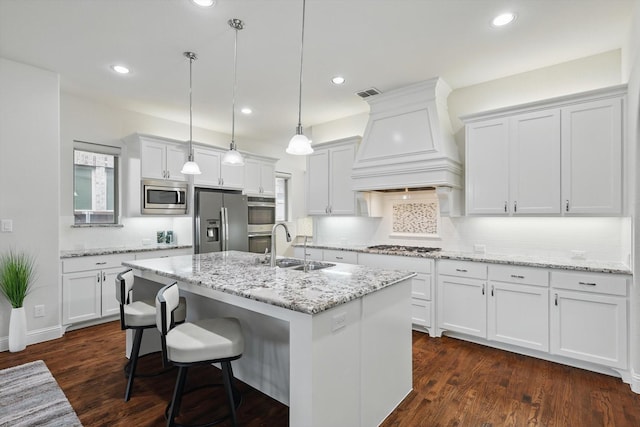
<box><xmin>221</xmin><ymin>361</ymin><xmax>238</xmax><ymax>427</ymax></box>
<box><xmin>125</xmin><ymin>328</ymin><xmax>144</xmax><ymax>402</ymax></box>
<box><xmin>167</xmin><ymin>366</ymin><xmax>189</xmax><ymax>427</ymax></box>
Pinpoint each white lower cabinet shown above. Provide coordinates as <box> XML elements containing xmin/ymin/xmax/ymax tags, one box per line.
<box><xmin>437</xmin><ymin>260</ymin><xmax>488</xmax><ymax>338</ymax></box>
<box><xmin>550</xmin><ymin>271</ymin><xmax>628</xmax><ymax>369</ymax></box>
<box><xmin>487</xmin><ymin>265</ymin><xmax>549</xmax><ymax>352</ymax></box>
<box><xmin>359</xmin><ymin>253</ymin><xmax>434</xmax><ymax>333</ymax></box>
<box><xmin>62</xmin><ymin>254</ymin><xmax>131</xmax><ymax>325</ymax></box>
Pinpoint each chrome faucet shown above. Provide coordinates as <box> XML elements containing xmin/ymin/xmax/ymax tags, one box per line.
<box><xmin>270</xmin><ymin>222</ymin><xmax>292</xmax><ymax>267</ymax></box>
<box><xmin>303</xmin><ymin>235</ymin><xmax>310</xmax><ymax>272</ymax></box>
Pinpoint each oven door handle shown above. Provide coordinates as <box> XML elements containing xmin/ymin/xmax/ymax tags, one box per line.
<box><xmin>248</xmin><ymin>233</ymin><xmax>272</xmax><ymax>238</ymax></box>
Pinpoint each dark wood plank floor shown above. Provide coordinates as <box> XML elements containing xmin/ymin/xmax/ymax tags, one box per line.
<box><xmin>1</xmin><ymin>322</ymin><xmax>639</xmax><ymax>426</ymax></box>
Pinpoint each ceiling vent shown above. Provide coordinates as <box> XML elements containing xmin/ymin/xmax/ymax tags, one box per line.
<box><xmin>355</xmin><ymin>87</ymin><xmax>381</xmax><ymax>99</ymax></box>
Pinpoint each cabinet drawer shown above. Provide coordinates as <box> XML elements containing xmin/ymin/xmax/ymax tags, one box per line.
<box><xmin>550</xmin><ymin>271</ymin><xmax>628</xmax><ymax>296</ymax></box>
<box><xmin>323</xmin><ymin>250</ymin><xmax>358</xmax><ymax>264</ymax></box>
<box><xmin>438</xmin><ymin>260</ymin><xmax>487</xmax><ymax>279</ymax></box>
<box><xmin>62</xmin><ymin>253</ymin><xmax>131</xmax><ymax>273</ymax></box>
<box><xmin>412</xmin><ymin>273</ymin><xmax>432</xmax><ymax>300</ymax></box>
<box><xmin>358</xmin><ymin>253</ymin><xmax>432</xmax><ymax>274</ymax></box>
<box><xmin>489</xmin><ymin>265</ymin><xmax>549</xmax><ymax>287</ymax></box>
<box><xmin>411</xmin><ymin>299</ymin><xmax>431</xmax><ymax>328</ymax></box>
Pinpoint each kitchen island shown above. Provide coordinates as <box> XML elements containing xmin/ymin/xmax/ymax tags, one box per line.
<box><xmin>123</xmin><ymin>251</ymin><xmax>416</xmax><ymax>427</ymax></box>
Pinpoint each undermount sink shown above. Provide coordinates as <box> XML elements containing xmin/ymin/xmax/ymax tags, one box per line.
<box><xmin>275</xmin><ymin>258</ymin><xmax>306</xmax><ymax>268</ymax></box>
<box><xmin>292</xmin><ymin>262</ymin><xmax>335</xmax><ymax>272</ymax></box>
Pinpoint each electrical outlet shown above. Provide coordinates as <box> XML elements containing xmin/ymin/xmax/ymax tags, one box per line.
<box><xmin>1</xmin><ymin>219</ymin><xmax>12</xmax><ymax>232</ymax></box>
<box><xmin>34</xmin><ymin>305</ymin><xmax>45</xmax><ymax>318</ymax></box>
<box><xmin>332</xmin><ymin>312</ymin><xmax>347</xmax><ymax>332</ymax></box>
<box><xmin>571</xmin><ymin>250</ymin><xmax>587</xmax><ymax>260</ymax></box>
<box><xmin>473</xmin><ymin>244</ymin><xmax>486</xmax><ymax>254</ymax></box>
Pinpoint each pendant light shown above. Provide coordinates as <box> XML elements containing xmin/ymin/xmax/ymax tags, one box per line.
<box><xmin>221</xmin><ymin>18</ymin><xmax>245</xmax><ymax>166</ymax></box>
<box><xmin>286</xmin><ymin>0</ymin><xmax>313</xmax><ymax>155</ymax></box>
<box><xmin>181</xmin><ymin>51</ymin><xmax>202</xmax><ymax>175</ymax></box>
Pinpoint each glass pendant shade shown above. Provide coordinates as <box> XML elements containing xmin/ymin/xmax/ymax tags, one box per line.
<box><xmin>222</xmin><ymin>145</ymin><xmax>245</xmax><ymax>165</ymax></box>
<box><xmin>286</xmin><ymin>132</ymin><xmax>313</xmax><ymax>155</ymax></box>
<box><xmin>181</xmin><ymin>159</ymin><xmax>201</xmax><ymax>175</ymax></box>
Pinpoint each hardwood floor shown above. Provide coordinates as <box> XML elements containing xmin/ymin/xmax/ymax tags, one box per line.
<box><xmin>1</xmin><ymin>322</ymin><xmax>639</xmax><ymax>426</ymax></box>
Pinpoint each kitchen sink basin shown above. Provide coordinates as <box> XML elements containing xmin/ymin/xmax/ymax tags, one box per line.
<box><xmin>275</xmin><ymin>258</ymin><xmax>305</xmax><ymax>268</ymax></box>
<box><xmin>292</xmin><ymin>262</ymin><xmax>335</xmax><ymax>272</ymax></box>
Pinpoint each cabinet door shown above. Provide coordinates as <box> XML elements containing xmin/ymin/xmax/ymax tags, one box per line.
<box><xmin>437</xmin><ymin>275</ymin><xmax>487</xmax><ymax>338</ymax></box>
<box><xmin>165</xmin><ymin>143</ymin><xmax>187</xmax><ymax>182</ymax></box>
<box><xmin>140</xmin><ymin>140</ymin><xmax>167</xmax><ymax>180</ymax></box>
<box><xmin>260</xmin><ymin>162</ymin><xmax>276</xmax><ymax>196</ymax></box>
<box><xmin>488</xmin><ymin>282</ymin><xmax>549</xmax><ymax>351</ymax></box>
<box><xmin>221</xmin><ymin>162</ymin><xmax>245</xmax><ymax>189</ymax></box>
<box><xmin>561</xmin><ymin>98</ymin><xmax>622</xmax><ymax>214</ymax></box>
<box><xmin>101</xmin><ymin>267</ymin><xmax>122</xmax><ymax>317</ymax></box>
<box><xmin>509</xmin><ymin>110</ymin><xmax>560</xmax><ymax>214</ymax></box>
<box><xmin>244</xmin><ymin>158</ymin><xmax>262</xmax><ymax>195</ymax></box>
<box><xmin>328</xmin><ymin>144</ymin><xmax>356</xmax><ymax>215</ymax></box>
<box><xmin>62</xmin><ymin>271</ymin><xmax>101</xmax><ymax>324</ymax></box>
<box><xmin>466</xmin><ymin>118</ymin><xmax>510</xmax><ymax>215</ymax></box>
<box><xmin>307</xmin><ymin>150</ymin><xmax>330</xmax><ymax>214</ymax></box>
<box><xmin>550</xmin><ymin>290</ymin><xmax>627</xmax><ymax>369</ymax></box>
<box><xmin>193</xmin><ymin>147</ymin><xmax>222</xmax><ymax>187</ymax></box>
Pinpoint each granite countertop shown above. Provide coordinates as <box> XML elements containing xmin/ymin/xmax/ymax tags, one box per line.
<box><xmin>60</xmin><ymin>244</ymin><xmax>192</xmax><ymax>259</ymax></box>
<box><xmin>122</xmin><ymin>251</ymin><xmax>416</xmax><ymax>315</ymax></box>
<box><xmin>292</xmin><ymin>243</ymin><xmax>632</xmax><ymax>275</ymax></box>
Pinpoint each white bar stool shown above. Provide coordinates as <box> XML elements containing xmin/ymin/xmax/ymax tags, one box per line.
<box><xmin>116</xmin><ymin>269</ymin><xmax>186</xmax><ymax>401</ymax></box>
<box><xmin>156</xmin><ymin>282</ymin><xmax>244</xmax><ymax>427</ymax></box>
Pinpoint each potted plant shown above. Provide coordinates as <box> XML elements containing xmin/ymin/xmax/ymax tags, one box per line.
<box><xmin>0</xmin><ymin>249</ymin><xmax>36</xmax><ymax>352</ymax></box>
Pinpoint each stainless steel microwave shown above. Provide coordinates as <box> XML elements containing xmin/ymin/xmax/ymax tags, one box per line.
<box><xmin>141</xmin><ymin>179</ymin><xmax>188</xmax><ymax>215</ymax></box>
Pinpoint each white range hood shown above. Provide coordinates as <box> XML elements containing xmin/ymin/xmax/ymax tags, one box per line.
<box><xmin>352</xmin><ymin>77</ymin><xmax>463</xmax><ymax>192</ymax></box>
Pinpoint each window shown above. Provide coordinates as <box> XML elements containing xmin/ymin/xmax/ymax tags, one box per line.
<box><xmin>275</xmin><ymin>172</ymin><xmax>290</xmax><ymax>222</ymax></box>
<box><xmin>73</xmin><ymin>142</ymin><xmax>120</xmax><ymax>225</ymax></box>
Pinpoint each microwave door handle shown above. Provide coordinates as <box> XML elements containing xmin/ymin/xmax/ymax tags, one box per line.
<box><xmin>176</xmin><ymin>190</ymin><xmax>180</xmax><ymax>205</ymax></box>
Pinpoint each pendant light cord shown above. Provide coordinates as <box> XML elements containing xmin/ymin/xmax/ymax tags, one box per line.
<box><xmin>186</xmin><ymin>52</ymin><xmax>197</xmax><ymax>161</ymax></box>
<box><xmin>296</xmin><ymin>0</ymin><xmax>306</xmax><ymax>131</ymax></box>
<box><xmin>231</xmin><ymin>24</ymin><xmax>238</xmax><ymax>148</ymax></box>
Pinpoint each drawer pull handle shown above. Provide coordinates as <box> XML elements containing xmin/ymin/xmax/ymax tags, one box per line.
<box><xmin>456</xmin><ymin>268</ymin><xmax>468</xmax><ymax>273</ymax></box>
<box><xmin>578</xmin><ymin>281</ymin><xmax>597</xmax><ymax>286</ymax></box>
<box><xmin>555</xmin><ymin>293</ymin><xmax>558</xmax><ymax>306</ymax></box>
<box><xmin>335</xmin><ymin>256</ymin><xmax>343</xmax><ymax>260</ymax></box>
<box><xmin>510</xmin><ymin>274</ymin><xmax>525</xmax><ymax>279</ymax></box>
<box><xmin>491</xmin><ymin>285</ymin><xmax>494</xmax><ymax>297</ymax></box>
<box><xmin>95</xmin><ymin>262</ymin><xmax>107</xmax><ymax>265</ymax></box>
<box><xmin>482</xmin><ymin>284</ymin><xmax>485</xmax><ymax>295</ymax></box>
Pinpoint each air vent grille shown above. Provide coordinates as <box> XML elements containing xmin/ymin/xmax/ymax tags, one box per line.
<box><xmin>356</xmin><ymin>87</ymin><xmax>381</xmax><ymax>98</ymax></box>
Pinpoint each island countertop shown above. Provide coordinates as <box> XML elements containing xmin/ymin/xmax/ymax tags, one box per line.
<box><xmin>122</xmin><ymin>250</ymin><xmax>416</xmax><ymax>315</ymax></box>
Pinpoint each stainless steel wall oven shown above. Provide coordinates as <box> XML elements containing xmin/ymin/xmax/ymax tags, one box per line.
<box><xmin>247</xmin><ymin>196</ymin><xmax>276</xmax><ymax>253</ymax></box>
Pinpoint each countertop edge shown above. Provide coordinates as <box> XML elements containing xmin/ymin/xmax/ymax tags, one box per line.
<box><xmin>60</xmin><ymin>245</ymin><xmax>192</xmax><ymax>259</ymax></box>
<box><xmin>292</xmin><ymin>244</ymin><xmax>632</xmax><ymax>275</ymax></box>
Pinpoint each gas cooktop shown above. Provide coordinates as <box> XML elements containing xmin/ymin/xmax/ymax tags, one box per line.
<box><xmin>366</xmin><ymin>245</ymin><xmax>441</xmax><ymax>253</ymax></box>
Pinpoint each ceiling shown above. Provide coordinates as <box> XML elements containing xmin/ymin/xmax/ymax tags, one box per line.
<box><xmin>0</xmin><ymin>0</ymin><xmax>634</xmax><ymax>147</ymax></box>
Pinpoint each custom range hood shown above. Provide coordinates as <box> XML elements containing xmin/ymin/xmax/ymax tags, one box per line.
<box><xmin>352</xmin><ymin>77</ymin><xmax>462</xmax><ymax>192</ymax></box>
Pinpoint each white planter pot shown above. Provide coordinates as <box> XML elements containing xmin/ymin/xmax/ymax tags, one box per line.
<box><xmin>9</xmin><ymin>307</ymin><xmax>27</xmax><ymax>352</ymax></box>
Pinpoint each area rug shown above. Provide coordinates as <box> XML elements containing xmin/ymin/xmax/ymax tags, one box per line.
<box><xmin>0</xmin><ymin>360</ymin><xmax>82</xmax><ymax>426</ymax></box>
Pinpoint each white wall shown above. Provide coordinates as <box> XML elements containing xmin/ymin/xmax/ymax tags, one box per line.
<box><xmin>60</xmin><ymin>93</ymin><xmax>306</xmax><ymax>253</ymax></box>
<box><xmin>310</xmin><ymin>49</ymin><xmax>630</xmax><ymax>264</ymax></box>
<box><xmin>0</xmin><ymin>58</ymin><xmax>61</xmax><ymax>346</ymax></box>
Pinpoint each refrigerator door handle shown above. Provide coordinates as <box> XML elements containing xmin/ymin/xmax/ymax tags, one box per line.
<box><xmin>221</xmin><ymin>207</ymin><xmax>229</xmax><ymax>251</ymax></box>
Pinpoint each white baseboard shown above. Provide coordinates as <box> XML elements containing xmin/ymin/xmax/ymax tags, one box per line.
<box><xmin>0</xmin><ymin>325</ymin><xmax>64</xmax><ymax>352</ymax></box>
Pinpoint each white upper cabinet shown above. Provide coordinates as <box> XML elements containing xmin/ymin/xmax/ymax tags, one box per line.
<box><xmin>244</xmin><ymin>156</ymin><xmax>276</xmax><ymax>197</ymax></box>
<box><xmin>463</xmin><ymin>85</ymin><xmax>625</xmax><ymax>216</ymax></box>
<box><xmin>140</xmin><ymin>138</ymin><xmax>187</xmax><ymax>182</ymax></box>
<box><xmin>465</xmin><ymin>118</ymin><xmax>509</xmax><ymax>215</ymax></box>
<box><xmin>561</xmin><ymin>97</ymin><xmax>623</xmax><ymax>214</ymax></box>
<box><xmin>193</xmin><ymin>146</ymin><xmax>244</xmax><ymax>189</ymax></box>
<box><xmin>306</xmin><ymin>137</ymin><xmax>358</xmax><ymax>215</ymax></box>
<box><xmin>509</xmin><ymin>110</ymin><xmax>561</xmax><ymax>214</ymax></box>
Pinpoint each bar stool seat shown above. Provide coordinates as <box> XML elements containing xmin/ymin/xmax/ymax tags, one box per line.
<box><xmin>156</xmin><ymin>282</ymin><xmax>244</xmax><ymax>427</ymax></box>
<box><xmin>116</xmin><ymin>269</ymin><xmax>187</xmax><ymax>401</ymax></box>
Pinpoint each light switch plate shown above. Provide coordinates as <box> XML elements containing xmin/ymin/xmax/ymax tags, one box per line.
<box><xmin>1</xmin><ymin>219</ymin><xmax>12</xmax><ymax>232</ymax></box>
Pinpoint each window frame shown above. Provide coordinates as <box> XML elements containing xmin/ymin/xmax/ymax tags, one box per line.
<box><xmin>72</xmin><ymin>140</ymin><xmax>121</xmax><ymax>226</ymax></box>
<box><xmin>275</xmin><ymin>171</ymin><xmax>291</xmax><ymax>222</ymax></box>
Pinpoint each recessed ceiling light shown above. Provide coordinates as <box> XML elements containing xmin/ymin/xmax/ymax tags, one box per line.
<box><xmin>192</xmin><ymin>0</ymin><xmax>215</xmax><ymax>7</ymax></box>
<box><xmin>492</xmin><ymin>12</ymin><xmax>516</xmax><ymax>27</ymax></box>
<box><xmin>111</xmin><ymin>64</ymin><xmax>130</xmax><ymax>74</ymax></box>
<box><xmin>241</xmin><ymin>107</ymin><xmax>252</xmax><ymax>115</ymax></box>
<box><xmin>331</xmin><ymin>76</ymin><xmax>345</xmax><ymax>85</ymax></box>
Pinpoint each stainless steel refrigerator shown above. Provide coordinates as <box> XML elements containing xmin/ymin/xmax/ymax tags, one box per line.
<box><xmin>194</xmin><ymin>188</ymin><xmax>248</xmax><ymax>254</ymax></box>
